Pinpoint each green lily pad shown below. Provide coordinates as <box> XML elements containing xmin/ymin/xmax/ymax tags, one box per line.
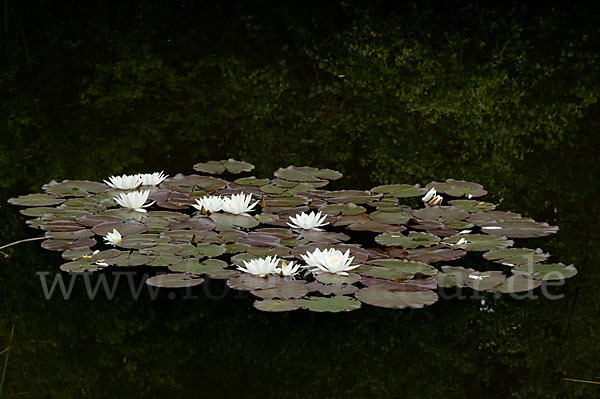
<box><xmin>512</xmin><ymin>263</ymin><xmax>577</xmax><ymax>280</ymax></box>
<box><xmin>449</xmin><ymin>200</ymin><xmax>496</xmax><ymax>212</ymax></box>
<box><xmin>443</xmin><ymin>234</ymin><xmax>513</xmax><ymax>251</ymax></box>
<box><xmin>226</xmin><ymin>274</ymin><xmax>283</xmax><ymax>291</ymax></box>
<box><xmin>391</xmin><ymin>245</ymin><xmax>467</xmax><ymax>263</ymax></box>
<box><xmin>315</xmin><ymin>273</ymin><xmax>361</xmax><ymax>285</ymax></box>
<box><xmin>8</xmin><ymin>193</ymin><xmax>66</xmax><ymax>207</ymax></box>
<box><xmin>375</xmin><ymin>231</ymin><xmax>440</xmax><ymax>248</ymax></box>
<box><xmin>146</xmin><ymin>253</ymin><xmax>183</xmax><ymax>267</ymax></box>
<box><xmin>234</xmin><ymin>176</ymin><xmax>271</xmax><ymax>186</ymax></box>
<box><xmin>371</xmin><ymin>184</ymin><xmax>425</xmax><ymax>198</ymax></box>
<box><xmin>324</xmin><ymin>190</ymin><xmax>382</xmax><ymax>204</ymax></box>
<box><xmin>210</xmin><ymin>213</ymin><xmax>259</xmax><ymax>230</ymax></box>
<box><xmin>43</xmin><ymin>180</ymin><xmax>108</xmax><ymax>197</ymax></box>
<box><xmin>493</xmin><ymin>274</ymin><xmax>542</xmax><ymax>293</ymax></box>
<box><xmin>169</xmin><ymin>258</ymin><xmax>237</xmax><ymax>279</ymax></box>
<box><xmin>146</xmin><ymin>273</ymin><xmax>204</xmax><ymax>288</ymax></box>
<box><xmin>252</xmin><ymin>282</ymin><xmax>309</xmax><ymax>300</ymax></box>
<box><xmin>253</xmin><ymin>299</ymin><xmax>300</xmax><ymax>312</ymax></box>
<box><xmin>108</xmin><ymin>252</ymin><xmax>155</xmax><ymax>267</ymax></box>
<box><xmin>369</xmin><ymin>210</ymin><xmax>412</xmax><ymax>225</ymax></box>
<box><xmin>60</xmin><ymin>260</ymin><xmax>107</xmax><ymax>273</ymax></box>
<box><xmin>263</xmin><ymin>196</ymin><xmax>309</xmax><ymax>207</ymax></box>
<box><xmin>41</xmin><ymin>238</ymin><xmax>97</xmax><ymax>251</ymax></box>
<box><xmin>20</xmin><ymin>207</ymin><xmax>66</xmax><ymax>217</ymax></box>
<box><xmin>246</xmin><ymin>246</ymin><xmax>291</xmax><ymax>258</ymax></box>
<box><xmin>179</xmin><ymin>243</ymin><xmax>226</xmax><ymax>258</ymax></box>
<box><xmin>222</xmin><ymin>159</ymin><xmax>255</xmax><ymax>174</ymax></box>
<box><xmin>483</xmin><ymin>248</ymin><xmax>549</xmax><ymax>266</ymax></box>
<box><xmin>480</xmin><ymin>219</ymin><xmax>559</xmax><ymax>238</ymax></box>
<box><xmin>296</xmin><ymin>296</ymin><xmax>361</xmax><ymax>312</ymax></box>
<box><xmin>274</xmin><ymin>166</ymin><xmax>342</xmax><ymax>182</ymax></box>
<box><xmin>355</xmin><ymin>288</ymin><xmax>438</xmax><ymax>309</ymax></box>
<box><xmin>319</xmin><ymin>203</ymin><xmax>366</xmax><ymax>216</ymax></box>
<box><xmin>467</xmin><ymin>211</ymin><xmax>523</xmax><ymax>226</ymax></box>
<box><xmin>426</xmin><ymin>179</ymin><xmax>487</xmax><ymax>198</ymax></box>
<box><xmin>365</xmin><ymin>259</ymin><xmax>438</xmax><ymax>278</ymax></box>
<box><xmin>411</xmin><ymin>206</ymin><xmax>469</xmax><ymax>222</ymax></box>
<box><xmin>193</xmin><ymin>160</ymin><xmax>226</xmax><ymax>174</ymax></box>
<box><xmin>318</xmin><ymin>284</ymin><xmax>359</xmax><ymax>296</ymax></box>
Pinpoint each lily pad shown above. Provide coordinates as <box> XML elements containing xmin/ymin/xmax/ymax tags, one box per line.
<box><xmin>108</xmin><ymin>252</ymin><xmax>155</xmax><ymax>267</ymax></box>
<box><xmin>375</xmin><ymin>231</ymin><xmax>440</xmax><ymax>248</ymax></box>
<box><xmin>234</xmin><ymin>176</ymin><xmax>271</xmax><ymax>186</ymax></box>
<box><xmin>426</xmin><ymin>179</ymin><xmax>487</xmax><ymax>198</ymax></box>
<box><xmin>364</xmin><ymin>259</ymin><xmax>438</xmax><ymax>278</ymax></box>
<box><xmin>324</xmin><ymin>190</ymin><xmax>382</xmax><ymax>204</ymax></box>
<box><xmin>449</xmin><ymin>200</ymin><xmax>496</xmax><ymax>212</ymax></box>
<box><xmin>390</xmin><ymin>245</ymin><xmax>467</xmax><ymax>263</ymax></box>
<box><xmin>222</xmin><ymin>159</ymin><xmax>255</xmax><ymax>174</ymax></box>
<box><xmin>253</xmin><ymin>299</ymin><xmax>300</xmax><ymax>312</ymax></box>
<box><xmin>210</xmin><ymin>213</ymin><xmax>259</xmax><ymax>230</ymax></box>
<box><xmin>371</xmin><ymin>184</ymin><xmax>425</xmax><ymax>198</ymax></box>
<box><xmin>493</xmin><ymin>274</ymin><xmax>542</xmax><ymax>293</ymax></box>
<box><xmin>193</xmin><ymin>160</ymin><xmax>226</xmax><ymax>174</ymax></box>
<box><xmin>355</xmin><ymin>288</ymin><xmax>438</xmax><ymax>309</ymax></box>
<box><xmin>41</xmin><ymin>238</ymin><xmax>97</xmax><ymax>251</ymax></box>
<box><xmin>483</xmin><ymin>248</ymin><xmax>549</xmax><ymax>266</ymax></box>
<box><xmin>411</xmin><ymin>206</ymin><xmax>469</xmax><ymax>222</ymax></box>
<box><xmin>296</xmin><ymin>296</ymin><xmax>361</xmax><ymax>312</ymax></box>
<box><xmin>369</xmin><ymin>210</ymin><xmax>412</xmax><ymax>225</ymax></box>
<box><xmin>146</xmin><ymin>273</ymin><xmax>204</xmax><ymax>288</ymax></box>
<box><xmin>8</xmin><ymin>194</ymin><xmax>66</xmax><ymax>207</ymax></box>
<box><xmin>480</xmin><ymin>219</ymin><xmax>559</xmax><ymax>238</ymax></box>
<box><xmin>274</xmin><ymin>166</ymin><xmax>342</xmax><ymax>182</ymax></box>
<box><xmin>252</xmin><ymin>282</ymin><xmax>309</xmax><ymax>300</ymax></box>
<box><xmin>315</xmin><ymin>273</ymin><xmax>361</xmax><ymax>285</ymax></box>
<box><xmin>443</xmin><ymin>234</ymin><xmax>514</xmax><ymax>251</ymax></box>
<box><xmin>318</xmin><ymin>284</ymin><xmax>359</xmax><ymax>296</ymax></box>
<box><xmin>226</xmin><ymin>274</ymin><xmax>284</xmax><ymax>291</ymax></box>
<box><xmin>170</xmin><ymin>259</ymin><xmax>238</xmax><ymax>279</ymax></box>
<box><xmin>319</xmin><ymin>203</ymin><xmax>366</xmax><ymax>216</ymax></box>
<box><xmin>512</xmin><ymin>263</ymin><xmax>577</xmax><ymax>280</ymax></box>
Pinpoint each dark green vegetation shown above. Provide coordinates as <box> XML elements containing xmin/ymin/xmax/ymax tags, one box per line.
<box><xmin>1</xmin><ymin>1</ymin><xmax>599</xmax><ymax>397</ymax></box>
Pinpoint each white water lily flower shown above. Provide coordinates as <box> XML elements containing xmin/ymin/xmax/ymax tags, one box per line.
<box><xmin>422</xmin><ymin>187</ymin><xmax>436</xmax><ymax>202</ymax></box>
<box><xmin>453</xmin><ymin>237</ymin><xmax>468</xmax><ymax>246</ymax></box>
<box><xmin>114</xmin><ymin>190</ymin><xmax>154</xmax><ymax>212</ymax></box>
<box><xmin>300</xmin><ymin>248</ymin><xmax>358</xmax><ymax>276</ymax></box>
<box><xmin>237</xmin><ymin>256</ymin><xmax>280</xmax><ymax>277</ymax></box>
<box><xmin>104</xmin><ymin>229</ymin><xmax>122</xmax><ymax>246</ymax></box>
<box><xmin>138</xmin><ymin>171</ymin><xmax>168</xmax><ymax>186</ymax></box>
<box><xmin>428</xmin><ymin>194</ymin><xmax>443</xmax><ymax>206</ymax></box>
<box><xmin>104</xmin><ymin>174</ymin><xmax>143</xmax><ymax>190</ymax></box>
<box><xmin>192</xmin><ymin>195</ymin><xmax>223</xmax><ymax>213</ymax></box>
<box><xmin>221</xmin><ymin>193</ymin><xmax>259</xmax><ymax>215</ymax></box>
<box><xmin>287</xmin><ymin>211</ymin><xmax>328</xmax><ymax>230</ymax></box>
<box><xmin>275</xmin><ymin>261</ymin><xmax>301</xmax><ymax>277</ymax></box>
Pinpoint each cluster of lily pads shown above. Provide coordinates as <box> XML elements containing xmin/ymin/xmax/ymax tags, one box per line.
<box><xmin>8</xmin><ymin>159</ymin><xmax>576</xmax><ymax>312</ymax></box>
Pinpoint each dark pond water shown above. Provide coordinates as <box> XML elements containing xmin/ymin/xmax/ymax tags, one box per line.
<box><xmin>1</xmin><ymin>1</ymin><xmax>599</xmax><ymax>398</ymax></box>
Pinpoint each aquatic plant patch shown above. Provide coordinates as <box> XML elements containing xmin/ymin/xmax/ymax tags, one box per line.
<box><xmin>8</xmin><ymin>160</ymin><xmax>575</xmax><ymax>312</ymax></box>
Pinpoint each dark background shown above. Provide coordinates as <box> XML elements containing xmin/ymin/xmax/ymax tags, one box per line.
<box><xmin>0</xmin><ymin>1</ymin><xmax>599</xmax><ymax>397</ymax></box>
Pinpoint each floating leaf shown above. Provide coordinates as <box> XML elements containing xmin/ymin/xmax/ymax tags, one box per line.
<box><xmin>483</xmin><ymin>248</ymin><xmax>549</xmax><ymax>266</ymax></box>
<box><xmin>375</xmin><ymin>231</ymin><xmax>440</xmax><ymax>248</ymax></box>
<box><xmin>234</xmin><ymin>176</ymin><xmax>271</xmax><ymax>186</ymax></box>
<box><xmin>210</xmin><ymin>213</ymin><xmax>259</xmax><ymax>230</ymax></box>
<box><xmin>147</xmin><ymin>253</ymin><xmax>183</xmax><ymax>267</ymax></box>
<box><xmin>480</xmin><ymin>219</ymin><xmax>559</xmax><ymax>238</ymax></box>
<box><xmin>253</xmin><ymin>299</ymin><xmax>300</xmax><ymax>312</ymax></box>
<box><xmin>355</xmin><ymin>288</ymin><xmax>438</xmax><ymax>309</ymax></box>
<box><xmin>360</xmin><ymin>276</ymin><xmax>437</xmax><ymax>291</ymax></box>
<box><xmin>364</xmin><ymin>259</ymin><xmax>438</xmax><ymax>279</ymax></box>
<box><xmin>41</xmin><ymin>238</ymin><xmax>97</xmax><ymax>251</ymax></box>
<box><xmin>108</xmin><ymin>252</ymin><xmax>154</xmax><ymax>267</ymax></box>
<box><xmin>193</xmin><ymin>160</ymin><xmax>226</xmax><ymax>174</ymax></box>
<box><xmin>411</xmin><ymin>206</ymin><xmax>469</xmax><ymax>222</ymax></box>
<box><xmin>426</xmin><ymin>179</ymin><xmax>487</xmax><ymax>198</ymax></box>
<box><xmin>390</xmin><ymin>245</ymin><xmax>467</xmax><ymax>263</ymax></box>
<box><xmin>146</xmin><ymin>273</ymin><xmax>204</xmax><ymax>288</ymax></box>
<box><xmin>296</xmin><ymin>296</ymin><xmax>361</xmax><ymax>312</ymax></box>
<box><xmin>43</xmin><ymin>180</ymin><xmax>108</xmax><ymax>197</ymax></box>
<box><xmin>252</xmin><ymin>282</ymin><xmax>309</xmax><ymax>300</ymax></box>
<box><xmin>449</xmin><ymin>200</ymin><xmax>496</xmax><ymax>212</ymax></box>
<box><xmin>443</xmin><ymin>234</ymin><xmax>513</xmax><ymax>251</ymax></box>
<box><xmin>179</xmin><ymin>243</ymin><xmax>226</xmax><ymax>258</ymax></box>
<box><xmin>371</xmin><ymin>184</ymin><xmax>424</xmax><ymax>198</ymax></box>
<box><xmin>512</xmin><ymin>263</ymin><xmax>577</xmax><ymax>280</ymax></box>
<box><xmin>315</xmin><ymin>273</ymin><xmax>361</xmax><ymax>285</ymax></box>
<box><xmin>318</xmin><ymin>284</ymin><xmax>359</xmax><ymax>296</ymax></box>
<box><xmin>369</xmin><ymin>210</ymin><xmax>412</xmax><ymax>225</ymax></box>
<box><xmin>324</xmin><ymin>190</ymin><xmax>382</xmax><ymax>204</ymax></box>
<box><xmin>222</xmin><ymin>159</ymin><xmax>255</xmax><ymax>174</ymax></box>
<box><xmin>274</xmin><ymin>166</ymin><xmax>341</xmax><ymax>182</ymax></box>
<box><xmin>467</xmin><ymin>211</ymin><xmax>523</xmax><ymax>226</ymax></box>
<box><xmin>8</xmin><ymin>194</ymin><xmax>66</xmax><ymax>207</ymax></box>
<box><xmin>319</xmin><ymin>203</ymin><xmax>366</xmax><ymax>216</ymax></box>
<box><xmin>493</xmin><ymin>274</ymin><xmax>542</xmax><ymax>293</ymax></box>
